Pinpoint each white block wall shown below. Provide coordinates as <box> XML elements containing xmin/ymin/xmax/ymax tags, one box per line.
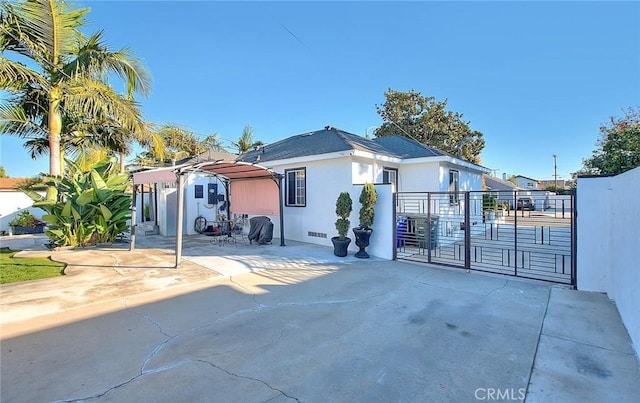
<box><xmin>0</xmin><ymin>190</ymin><xmax>46</xmax><ymax>233</ymax></box>
<box><xmin>577</xmin><ymin>166</ymin><xmax>640</xmax><ymax>356</ymax></box>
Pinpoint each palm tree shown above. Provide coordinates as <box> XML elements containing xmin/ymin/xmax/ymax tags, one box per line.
<box><xmin>0</xmin><ymin>0</ymin><xmax>151</xmax><ymax>178</ymax></box>
<box><xmin>233</xmin><ymin>125</ymin><xmax>262</xmax><ymax>154</ymax></box>
<box><xmin>199</xmin><ymin>133</ymin><xmax>227</xmax><ymax>153</ymax></box>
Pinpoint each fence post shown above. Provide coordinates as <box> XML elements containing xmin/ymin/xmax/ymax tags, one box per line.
<box><xmin>464</xmin><ymin>192</ymin><xmax>471</xmax><ymax>270</ymax></box>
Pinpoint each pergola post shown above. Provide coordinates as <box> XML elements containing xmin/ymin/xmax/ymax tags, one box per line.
<box><xmin>278</xmin><ymin>175</ymin><xmax>285</xmax><ymax>246</ymax></box>
<box><xmin>129</xmin><ymin>184</ymin><xmax>137</xmax><ymax>251</ymax></box>
<box><xmin>175</xmin><ymin>172</ymin><xmax>185</xmax><ymax>268</ymax></box>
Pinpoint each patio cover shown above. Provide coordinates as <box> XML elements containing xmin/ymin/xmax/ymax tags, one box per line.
<box><xmin>132</xmin><ymin>160</ymin><xmax>284</xmax><ymax>267</ymax></box>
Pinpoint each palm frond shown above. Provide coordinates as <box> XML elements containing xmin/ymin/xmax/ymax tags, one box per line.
<box><xmin>65</xmin><ymin>31</ymin><xmax>151</xmax><ymax>97</ymax></box>
<box><xmin>16</xmin><ymin>0</ymin><xmax>88</xmax><ymax>64</ymax></box>
<box><xmin>0</xmin><ymin>103</ymin><xmax>46</xmax><ymax>138</ymax></box>
<box><xmin>61</xmin><ymin>78</ymin><xmax>145</xmax><ymax>134</ymax></box>
<box><xmin>0</xmin><ymin>56</ymin><xmax>49</xmax><ymax>91</ymax></box>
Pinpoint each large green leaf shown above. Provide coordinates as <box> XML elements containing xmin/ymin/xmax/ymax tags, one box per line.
<box><xmin>76</xmin><ymin>189</ymin><xmax>95</xmax><ymax>206</ymax></box>
<box><xmin>42</xmin><ymin>214</ymin><xmax>58</xmax><ymax>224</ymax></box>
<box><xmin>99</xmin><ymin>204</ymin><xmax>112</xmax><ymax>221</ymax></box>
<box><xmin>61</xmin><ymin>201</ymin><xmax>72</xmax><ymax>217</ymax></box>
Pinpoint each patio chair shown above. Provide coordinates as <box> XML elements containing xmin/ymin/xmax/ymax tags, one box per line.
<box><xmin>229</xmin><ymin>220</ymin><xmax>248</xmax><ymax>247</ymax></box>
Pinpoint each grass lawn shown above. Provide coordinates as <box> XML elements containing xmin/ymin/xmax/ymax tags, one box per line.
<box><xmin>0</xmin><ymin>248</ymin><xmax>65</xmax><ymax>284</ymax></box>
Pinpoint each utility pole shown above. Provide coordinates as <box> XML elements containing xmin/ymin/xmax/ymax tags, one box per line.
<box><xmin>552</xmin><ymin>154</ymin><xmax>558</xmax><ymax>190</ymax></box>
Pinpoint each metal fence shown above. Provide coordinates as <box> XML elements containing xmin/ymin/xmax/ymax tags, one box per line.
<box><xmin>395</xmin><ymin>190</ymin><xmax>575</xmax><ymax>285</ymax></box>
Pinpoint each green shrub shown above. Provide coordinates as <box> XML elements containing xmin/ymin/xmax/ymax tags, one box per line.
<box><xmin>24</xmin><ymin>157</ymin><xmax>132</xmax><ymax>247</ymax></box>
<box><xmin>9</xmin><ymin>210</ymin><xmax>42</xmax><ymax>227</ymax></box>
<box><xmin>482</xmin><ymin>194</ymin><xmax>498</xmax><ymax>211</ymax></box>
<box><xmin>335</xmin><ymin>191</ymin><xmax>352</xmax><ymax>240</ymax></box>
<box><xmin>358</xmin><ymin>183</ymin><xmax>377</xmax><ymax>229</ymax></box>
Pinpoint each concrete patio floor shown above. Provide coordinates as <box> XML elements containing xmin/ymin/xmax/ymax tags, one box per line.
<box><xmin>1</xmin><ymin>234</ymin><xmax>638</xmax><ymax>402</ymax></box>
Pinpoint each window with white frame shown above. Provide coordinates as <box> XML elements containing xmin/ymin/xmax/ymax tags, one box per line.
<box><xmin>285</xmin><ymin>168</ymin><xmax>306</xmax><ymax>207</ymax></box>
<box><xmin>383</xmin><ymin>167</ymin><xmax>398</xmax><ymax>192</ymax></box>
<box><xmin>449</xmin><ymin>169</ymin><xmax>459</xmax><ymax>205</ymax></box>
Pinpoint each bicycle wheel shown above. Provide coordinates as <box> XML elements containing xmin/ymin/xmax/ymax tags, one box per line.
<box><xmin>194</xmin><ymin>216</ymin><xmax>207</xmax><ymax>234</ymax></box>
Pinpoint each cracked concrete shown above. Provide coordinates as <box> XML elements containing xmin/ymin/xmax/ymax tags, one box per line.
<box><xmin>1</xmin><ymin>235</ymin><xmax>639</xmax><ymax>402</ymax></box>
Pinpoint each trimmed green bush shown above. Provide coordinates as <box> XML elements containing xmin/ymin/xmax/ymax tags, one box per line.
<box><xmin>335</xmin><ymin>191</ymin><xmax>353</xmax><ymax>240</ymax></box>
<box><xmin>358</xmin><ymin>183</ymin><xmax>377</xmax><ymax>229</ymax></box>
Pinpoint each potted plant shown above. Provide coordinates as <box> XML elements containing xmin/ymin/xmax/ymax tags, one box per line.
<box><xmin>331</xmin><ymin>191</ymin><xmax>353</xmax><ymax>257</ymax></box>
<box><xmin>9</xmin><ymin>210</ymin><xmax>45</xmax><ymax>235</ymax></box>
<box><xmin>353</xmin><ymin>183</ymin><xmax>377</xmax><ymax>258</ymax></box>
<box><xmin>482</xmin><ymin>194</ymin><xmax>498</xmax><ymax>222</ymax></box>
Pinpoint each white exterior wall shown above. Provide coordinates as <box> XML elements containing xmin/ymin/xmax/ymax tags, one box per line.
<box><xmin>515</xmin><ymin>177</ymin><xmax>538</xmax><ymax>190</ymax></box>
<box><xmin>257</xmin><ymin>157</ymin><xmax>394</xmax><ymax>260</ymax></box>
<box><xmin>451</xmin><ymin>164</ymin><xmax>483</xmax><ymax>192</ymax></box>
<box><xmin>577</xmin><ymin>167</ymin><xmax>640</xmax><ymax>356</ymax></box>
<box><xmin>265</xmin><ymin>157</ymin><xmax>353</xmax><ymax>248</ymax></box>
<box><xmin>183</xmin><ymin>175</ymin><xmax>227</xmax><ymax>236</ymax></box>
<box><xmin>397</xmin><ymin>162</ymin><xmax>441</xmax><ymax>192</ymax></box>
<box><xmin>0</xmin><ymin>190</ymin><xmax>46</xmax><ymax>233</ymax></box>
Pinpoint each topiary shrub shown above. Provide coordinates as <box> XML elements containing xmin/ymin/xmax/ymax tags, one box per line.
<box><xmin>335</xmin><ymin>191</ymin><xmax>352</xmax><ymax>240</ymax></box>
<box><xmin>358</xmin><ymin>183</ymin><xmax>377</xmax><ymax>230</ymax></box>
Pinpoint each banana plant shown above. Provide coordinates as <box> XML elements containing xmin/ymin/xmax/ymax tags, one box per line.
<box><xmin>24</xmin><ymin>157</ymin><xmax>132</xmax><ymax>247</ymax></box>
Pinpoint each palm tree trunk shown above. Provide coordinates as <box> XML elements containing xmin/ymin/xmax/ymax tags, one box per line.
<box><xmin>47</xmin><ymin>88</ymin><xmax>63</xmax><ymax>200</ymax></box>
<box><xmin>48</xmin><ymin>88</ymin><xmax>62</xmax><ymax>177</ymax></box>
<box><xmin>119</xmin><ymin>151</ymin><xmax>126</xmax><ymax>173</ymax></box>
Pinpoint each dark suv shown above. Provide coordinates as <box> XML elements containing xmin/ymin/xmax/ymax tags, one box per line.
<box><xmin>516</xmin><ymin>197</ymin><xmax>535</xmax><ymax>211</ymax></box>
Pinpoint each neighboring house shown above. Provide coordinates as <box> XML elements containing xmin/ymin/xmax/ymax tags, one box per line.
<box><xmin>0</xmin><ymin>178</ymin><xmax>45</xmax><ymax>234</ymax></box>
<box><xmin>514</xmin><ymin>175</ymin><xmax>539</xmax><ymax>190</ymax></box>
<box><xmin>537</xmin><ymin>179</ymin><xmax>570</xmax><ymax>190</ymax></box>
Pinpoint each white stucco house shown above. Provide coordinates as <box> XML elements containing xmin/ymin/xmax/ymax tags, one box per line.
<box><xmin>233</xmin><ymin>126</ymin><xmax>489</xmax><ymax>258</ymax></box>
<box><xmin>514</xmin><ymin>175</ymin><xmax>539</xmax><ymax>190</ymax></box>
<box><xmin>136</xmin><ymin>126</ymin><xmax>489</xmax><ymax>260</ymax></box>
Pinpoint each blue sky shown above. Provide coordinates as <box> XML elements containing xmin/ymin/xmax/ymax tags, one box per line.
<box><xmin>1</xmin><ymin>1</ymin><xmax>639</xmax><ymax>182</ymax></box>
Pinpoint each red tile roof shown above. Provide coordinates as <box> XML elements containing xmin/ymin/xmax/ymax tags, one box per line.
<box><xmin>0</xmin><ymin>178</ymin><xmax>30</xmax><ymax>190</ymax></box>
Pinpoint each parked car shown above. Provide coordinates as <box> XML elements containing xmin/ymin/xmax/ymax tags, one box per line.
<box><xmin>516</xmin><ymin>197</ymin><xmax>535</xmax><ymax>211</ymax></box>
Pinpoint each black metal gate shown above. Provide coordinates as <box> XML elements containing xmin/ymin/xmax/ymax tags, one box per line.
<box><xmin>395</xmin><ymin>190</ymin><xmax>575</xmax><ymax>285</ymax></box>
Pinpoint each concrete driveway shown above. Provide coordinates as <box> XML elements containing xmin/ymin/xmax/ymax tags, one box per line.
<box><xmin>1</xmin><ymin>235</ymin><xmax>638</xmax><ymax>402</ymax></box>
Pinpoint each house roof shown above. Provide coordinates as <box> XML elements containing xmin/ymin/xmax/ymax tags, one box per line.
<box><xmin>515</xmin><ymin>175</ymin><xmax>539</xmax><ymax>182</ymax></box>
<box><xmin>237</xmin><ymin>126</ymin><xmax>392</xmax><ymax>163</ymax></box>
<box><xmin>371</xmin><ymin>135</ymin><xmax>447</xmax><ymax>158</ymax></box>
<box><xmin>484</xmin><ymin>175</ymin><xmax>519</xmax><ymax>191</ymax></box>
<box><xmin>0</xmin><ymin>178</ymin><xmax>29</xmax><ymax>190</ymax></box>
<box><xmin>237</xmin><ymin>126</ymin><xmax>460</xmax><ymax>164</ymax></box>
<box><xmin>177</xmin><ymin>150</ymin><xmax>239</xmax><ymax>165</ymax></box>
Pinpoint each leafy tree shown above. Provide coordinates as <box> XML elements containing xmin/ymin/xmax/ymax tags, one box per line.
<box><xmin>579</xmin><ymin>107</ymin><xmax>640</xmax><ymax>175</ymax></box>
<box><xmin>374</xmin><ymin>89</ymin><xmax>485</xmax><ymax>164</ymax></box>
<box><xmin>0</xmin><ymin>0</ymin><xmax>151</xmax><ymax>178</ymax></box>
<box><xmin>0</xmin><ymin>165</ymin><xmax>7</xmax><ymax>178</ymax></box>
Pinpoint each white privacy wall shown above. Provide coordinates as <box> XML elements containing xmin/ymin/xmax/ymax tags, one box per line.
<box><xmin>577</xmin><ymin>166</ymin><xmax>640</xmax><ymax>355</ymax></box>
<box><xmin>0</xmin><ymin>191</ymin><xmax>46</xmax><ymax>233</ymax></box>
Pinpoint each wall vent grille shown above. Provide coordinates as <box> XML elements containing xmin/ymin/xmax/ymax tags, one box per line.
<box><xmin>308</xmin><ymin>231</ymin><xmax>327</xmax><ymax>239</ymax></box>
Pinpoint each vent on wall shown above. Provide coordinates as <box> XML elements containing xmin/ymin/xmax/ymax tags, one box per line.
<box><xmin>308</xmin><ymin>231</ymin><xmax>327</xmax><ymax>239</ymax></box>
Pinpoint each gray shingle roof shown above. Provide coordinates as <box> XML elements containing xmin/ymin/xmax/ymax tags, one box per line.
<box><xmin>371</xmin><ymin>135</ymin><xmax>447</xmax><ymax>158</ymax></box>
<box><xmin>237</xmin><ymin>126</ymin><xmax>448</xmax><ymax>163</ymax></box>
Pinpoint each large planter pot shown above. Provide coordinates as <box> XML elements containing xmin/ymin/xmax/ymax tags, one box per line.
<box><xmin>11</xmin><ymin>224</ymin><xmax>45</xmax><ymax>235</ymax></box>
<box><xmin>331</xmin><ymin>237</ymin><xmax>351</xmax><ymax>257</ymax></box>
<box><xmin>352</xmin><ymin>227</ymin><xmax>373</xmax><ymax>259</ymax></box>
